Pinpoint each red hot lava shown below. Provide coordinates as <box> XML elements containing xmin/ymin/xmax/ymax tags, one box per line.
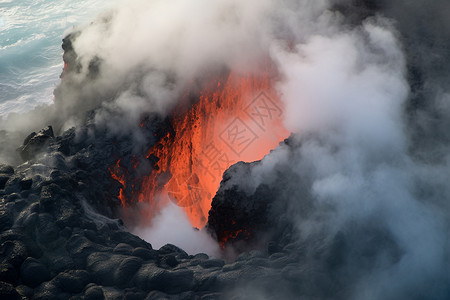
<box><xmin>109</xmin><ymin>159</ymin><xmax>127</xmax><ymax>207</ymax></box>
<box><xmin>112</xmin><ymin>64</ymin><xmax>289</xmax><ymax>230</ymax></box>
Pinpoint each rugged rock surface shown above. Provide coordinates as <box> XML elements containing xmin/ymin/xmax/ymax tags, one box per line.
<box><xmin>1</xmin><ymin>0</ymin><xmax>449</xmax><ymax>299</ymax></box>
<box><xmin>0</xmin><ymin>122</ymin><xmax>309</xmax><ymax>299</ymax></box>
<box><xmin>0</xmin><ymin>120</ymin><xmax>409</xmax><ymax>299</ymax></box>
<box><xmin>18</xmin><ymin>127</ymin><xmax>55</xmax><ymax>162</ymax></box>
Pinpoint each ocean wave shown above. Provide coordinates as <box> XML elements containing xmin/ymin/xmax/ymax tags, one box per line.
<box><xmin>0</xmin><ymin>0</ymin><xmax>111</xmax><ymax>119</ymax></box>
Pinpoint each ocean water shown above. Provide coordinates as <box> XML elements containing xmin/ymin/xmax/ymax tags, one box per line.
<box><xmin>0</xmin><ymin>0</ymin><xmax>110</xmax><ymax>119</ymax></box>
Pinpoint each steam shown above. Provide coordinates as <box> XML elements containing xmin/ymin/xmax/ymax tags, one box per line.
<box><xmin>52</xmin><ymin>0</ymin><xmax>275</xmax><ymax>134</ymax></box>
<box><xmin>133</xmin><ymin>202</ymin><xmax>220</xmax><ymax>257</ymax></box>
<box><xmin>1</xmin><ymin>0</ymin><xmax>449</xmax><ymax>298</ymax></box>
<box><xmin>227</xmin><ymin>1</ymin><xmax>450</xmax><ymax>299</ymax></box>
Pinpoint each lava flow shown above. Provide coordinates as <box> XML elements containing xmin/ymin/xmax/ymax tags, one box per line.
<box><xmin>113</xmin><ymin>64</ymin><xmax>289</xmax><ymax>229</ymax></box>
<box><xmin>109</xmin><ymin>159</ymin><xmax>127</xmax><ymax>207</ymax></box>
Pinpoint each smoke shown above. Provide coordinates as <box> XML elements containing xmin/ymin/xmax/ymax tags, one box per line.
<box><xmin>220</xmin><ymin>1</ymin><xmax>450</xmax><ymax>299</ymax></box>
<box><xmin>51</xmin><ymin>0</ymin><xmax>275</xmax><ymax>134</ymax></box>
<box><xmin>132</xmin><ymin>201</ymin><xmax>221</xmax><ymax>257</ymax></box>
<box><xmin>1</xmin><ymin>0</ymin><xmax>449</xmax><ymax>298</ymax></box>
<box><xmin>0</xmin><ymin>105</ymin><xmax>56</xmax><ymax>165</ymax></box>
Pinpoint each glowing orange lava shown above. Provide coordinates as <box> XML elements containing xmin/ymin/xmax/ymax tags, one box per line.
<box><xmin>109</xmin><ymin>159</ymin><xmax>127</xmax><ymax>206</ymax></box>
<box><xmin>137</xmin><ymin>66</ymin><xmax>289</xmax><ymax>229</ymax></box>
<box><xmin>219</xmin><ymin>230</ymin><xmax>251</xmax><ymax>249</ymax></box>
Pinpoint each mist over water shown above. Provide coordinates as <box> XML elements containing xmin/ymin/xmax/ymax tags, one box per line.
<box><xmin>0</xmin><ymin>0</ymin><xmax>109</xmax><ymax>118</ymax></box>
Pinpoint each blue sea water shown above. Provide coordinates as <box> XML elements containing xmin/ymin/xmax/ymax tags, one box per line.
<box><xmin>0</xmin><ymin>0</ymin><xmax>110</xmax><ymax>119</ymax></box>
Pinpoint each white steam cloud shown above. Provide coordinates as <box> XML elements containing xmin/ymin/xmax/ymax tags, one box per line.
<box><xmin>1</xmin><ymin>0</ymin><xmax>449</xmax><ymax>298</ymax></box>
<box><xmin>133</xmin><ymin>202</ymin><xmax>220</xmax><ymax>257</ymax></box>
<box><xmin>54</xmin><ymin>0</ymin><xmax>275</xmax><ymax>133</ymax></box>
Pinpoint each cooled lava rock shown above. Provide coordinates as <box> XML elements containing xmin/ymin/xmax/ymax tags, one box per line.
<box><xmin>0</xmin><ymin>0</ymin><xmax>448</xmax><ymax>298</ymax></box>
<box><xmin>0</xmin><ymin>119</ymin><xmax>310</xmax><ymax>299</ymax></box>
<box><xmin>207</xmin><ymin>162</ymin><xmax>277</xmax><ymax>249</ymax></box>
<box><xmin>17</xmin><ymin>126</ymin><xmax>54</xmax><ymax>161</ymax></box>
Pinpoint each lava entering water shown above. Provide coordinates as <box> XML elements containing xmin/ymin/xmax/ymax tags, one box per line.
<box><xmin>113</xmin><ymin>64</ymin><xmax>289</xmax><ymax>229</ymax></box>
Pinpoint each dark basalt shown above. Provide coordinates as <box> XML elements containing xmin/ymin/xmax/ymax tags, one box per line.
<box><xmin>20</xmin><ymin>258</ymin><xmax>51</xmax><ymax>288</ymax></box>
<box><xmin>0</xmin><ymin>0</ymin><xmax>448</xmax><ymax>298</ymax></box>
<box><xmin>207</xmin><ymin>164</ymin><xmax>276</xmax><ymax>249</ymax></box>
<box><xmin>17</xmin><ymin>126</ymin><xmax>54</xmax><ymax>162</ymax></box>
<box><xmin>0</xmin><ymin>122</ymin><xmax>305</xmax><ymax>299</ymax></box>
<box><xmin>0</xmin><ymin>165</ymin><xmax>14</xmax><ymax>176</ymax></box>
<box><xmin>0</xmin><ymin>281</ymin><xmax>20</xmax><ymax>300</ymax></box>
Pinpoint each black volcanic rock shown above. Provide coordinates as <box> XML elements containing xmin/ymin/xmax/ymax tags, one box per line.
<box><xmin>116</xmin><ymin>257</ymin><xmax>143</xmax><ymax>284</ymax></box>
<box><xmin>199</xmin><ymin>258</ymin><xmax>225</xmax><ymax>269</ymax></box>
<box><xmin>18</xmin><ymin>178</ymin><xmax>32</xmax><ymax>190</ymax></box>
<box><xmin>20</xmin><ymin>257</ymin><xmax>51</xmax><ymax>287</ymax></box>
<box><xmin>158</xmin><ymin>244</ymin><xmax>187</xmax><ymax>258</ymax></box>
<box><xmin>87</xmin><ymin>253</ymin><xmax>128</xmax><ymax>286</ymax></box>
<box><xmin>161</xmin><ymin>254</ymin><xmax>178</xmax><ymax>268</ymax></box>
<box><xmin>0</xmin><ymin>165</ymin><xmax>14</xmax><ymax>176</ymax></box>
<box><xmin>66</xmin><ymin>235</ymin><xmax>110</xmax><ymax>263</ymax></box>
<box><xmin>53</xmin><ymin>270</ymin><xmax>90</xmax><ymax>294</ymax></box>
<box><xmin>32</xmin><ymin>280</ymin><xmax>66</xmax><ymax>300</ymax></box>
<box><xmin>113</xmin><ymin>243</ymin><xmax>134</xmax><ymax>255</ymax></box>
<box><xmin>135</xmin><ymin>265</ymin><xmax>195</xmax><ymax>294</ymax></box>
<box><xmin>0</xmin><ymin>209</ymin><xmax>13</xmax><ymax>231</ymax></box>
<box><xmin>83</xmin><ymin>284</ymin><xmax>105</xmax><ymax>300</ymax></box>
<box><xmin>207</xmin><ymin>161</ymin><xmax>294</xmax><ymax>251</ymax></box>
<box><xmin>0</xmin><ymin>166</ymin><xmax>13</xmax><ymax>191</ymax></box>
<box><xmin>0</xmin><ymin>117</ymin><xmax>311</xmax><ymax>299</ymax></box>
<box><xmin>0</xmin><ymin>239</ymin><xmax>29</xmax><ymax>268</ymax></box>
<box><xmin>0</xmin><ymin>175</ymin><xmax>10</xmax><ymax>190</ymax></box>
<box><xmin>131</xmin><ymin>247</ymin><xmax>157</xmax><ymax>260</ymax></box>
<box><xmin>0</xmin><ymin>2</ymin><xmax>447</xmax><ymax>296</ymax></box>
<box><xmin>0</xmin><ymin>281</ymin><xmax>19</xmax><ymax>300</ymax></box>
<box><xmin>0</xmin><ymin>263</ymin><xmax>18</xmax><ymax>285</ymax></box>
<box><xmin>18</xmin><ymin>126</ymin><xmax>54</xmax><ymax>161</ymax></box>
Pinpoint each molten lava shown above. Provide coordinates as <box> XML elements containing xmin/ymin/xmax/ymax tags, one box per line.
<box><xmin>109</xmin><ymin>159</ymin><xmax>127</xmax><ymax>206</ymax></box>
<box><xmin>111</xmin><ymin>64</ymin><xmax>288</xmax><ymax>230</ymax></box>
<box><xmin>218</xmin><ymin>230</ymin><xmax>251</xmax><ymax>249</ymax></box>
<box><xmin>140</xmin><ymin>68</ymin><xmax>289</xmax><ymax>229</ymax></box>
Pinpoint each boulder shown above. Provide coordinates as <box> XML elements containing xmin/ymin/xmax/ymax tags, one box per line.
<box><xmin>195</xmin><ymin>272</ymin><xmax>219</xmax><ymax>292</ymax></box>
<box><xmin>0</xmin><ymin>209</ymin><xmax>13</xmax><ymax>231</ymax></box>
<box><xmin>161</xmin><ymin>255</ymin><xmax>178</xmax><ymax>268</ymax></box>
<box><xmin>199</xmin><ymin>259</ymin><xmax>225</xmax><ymax>269</ymax></box>
<box><xmin>131</xmin><ymin>247</ymin><xmax>157</xmax><ymax>261</ymax></box>
<box><xmin>158</xmin><ymin>244</ymin><xmax>188</xmax><ymax>259</ymax></box>
<box><xmin>84</xmin><ymin>284</ymin><xmax>105</xmax><ymax>300</ymax></box>
<box><xmin>66</xmin><ymin>234</ymin><xmax>110</xmax><ymax>263</ymax></box>
<box><xmin>0</xmin><ymin>263</ymin><xmax>18</xmax><ymax>284</ymax></box>
<box><xmin>207</xmin><ymin>163</ymin><xmax>275</xmax><ymax>249</ymax></box>
<box><xmin>114</xmin><ymin>257</ymin><xmax>143</xmax><ymax>287</ymax></box>
<box><xmin>144</xmin><ymin>290</ymin><xmax>171</xmax><ymax>300</ymax></box>
<box><xmin>0</xmin><ymin>165</ymin><xmax>14</xmax><ymax>176</ymax></box>
<box><xmin>0</xmin><ymin>239</ymin><xmax>29</xmax><ymax>267</ymax></box>
<box><xmin>20</xmin><ymin>257</ymin><xmax>51</xmax><ymax>287</ymax></box>
<box><xmin>0</xmin><ymin>281</ymin><xmax>19</xmax><ymax>300</ymax></box>
<box><xmin>110</xmin><ymin>231</ymin><xmax>150</xmax><ymax>249</ymax></box>
<box><xmin>54</xmin><ymin>270</ymin><xmax>91</xmax><ymax>293</ymax></box>
<box><xmin>0</xmin><ymin>175</ymin><xmax>10</xmax><ymax>190</ymax></box>
<box><xmin>37</xmin><ymin>213</ymin><xmax>59</xmax><ymax>244</ymax></box>
<box><xmin>123</xmin><ymin>287</ymin><xmax>146</xmax><ymax>300</ymax></box>
<box><xmin>32</xmin><ymin>280</ymin><xmax>66</xmax><ymax>300</ymax></box>
<box><xmin>113</xmin><ymin>243</ymin><xmax>134</xmax><ymax>255</ymax></box>
<box><xmin>39</xmin><ymin>184</ymin><xmax>64</xmax><ymax>213</ymax></box>
<box><xmin>19</xmin><ymin>178</ymin><xmax>33</xmax><ymax>190</ymax></box>
<box><xmin>18</xmin><ymin>126</ymin><xmax>54</xmax><ymax>161</ymax></box>
<box><xmin>15</xmin><ymin>285</ymin><xmax>33</xmax><ymax>299</ymax></box>
<box><xmin>86</xmin><ymin>253</ymin><xmax>127</xmax><ymax>286</ymax></box>
<box><xmin>135</xmin><ymin>264</ymin><xmax>194</xmax><ymax>294</ymax></box>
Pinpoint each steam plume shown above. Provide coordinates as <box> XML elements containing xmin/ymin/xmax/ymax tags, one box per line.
<box><xmin>0</xmin><ymin>0</ymin><xmax>449</xmax><ymax>298</ymax></box>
